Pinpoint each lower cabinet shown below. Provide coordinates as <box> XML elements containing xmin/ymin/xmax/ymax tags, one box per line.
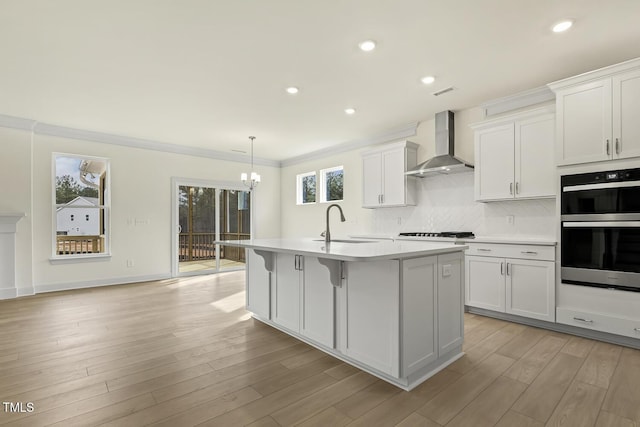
<box><xmin>246</xmin><ymin>249</ymin><xmax>271</xmax><ymax>319</ymax></box>
<box><xmin>465</xmin><ymin>243</ymin><xmax>556</xmax><ymax>322</ymax></box>
<box><xmin>272</xmin><ymin>253</ymin><xmax>335</xmax><ymax>348</ymax></box>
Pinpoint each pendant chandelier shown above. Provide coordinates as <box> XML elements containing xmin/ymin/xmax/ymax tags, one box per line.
<box><xmin>240</xmin><ymin>136</ymin><xmax>261</xmax><ymax>190</ymax></box>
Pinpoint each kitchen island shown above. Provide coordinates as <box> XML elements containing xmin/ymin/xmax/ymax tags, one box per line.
<box><xmin>218</xmin><ymin>238</ymin><xmax>467</xmax><ymax>390</ymax></box>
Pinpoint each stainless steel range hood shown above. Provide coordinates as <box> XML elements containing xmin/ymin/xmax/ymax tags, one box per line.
<box><xmin>405</xmin><ymin>110</ymin><xmax>473</xmax><ymax>177</ymax></box>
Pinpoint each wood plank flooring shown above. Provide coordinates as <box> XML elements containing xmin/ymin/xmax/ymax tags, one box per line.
<box><xmin>0</xmin><ymin>271</ymin><xmax>639</xmax><ymax>426</ymax></box>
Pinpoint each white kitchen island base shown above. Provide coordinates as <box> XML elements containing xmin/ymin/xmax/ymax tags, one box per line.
<box><xmin>221</xmin><ymin>238</ymin><xmax>467</xmax><ymax>391</ymax></box>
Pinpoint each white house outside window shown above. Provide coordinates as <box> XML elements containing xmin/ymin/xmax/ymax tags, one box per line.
<box><xmin>53</xmin><ymin>154</ymin><xmax>110</xmax><ymax>258</ymax></box>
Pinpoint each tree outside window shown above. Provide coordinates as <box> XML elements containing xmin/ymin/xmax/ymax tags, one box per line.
<box><xmin>296</xmin><ymin>172</ymin><xmax>316</xmax><ymax>205</ymax></box>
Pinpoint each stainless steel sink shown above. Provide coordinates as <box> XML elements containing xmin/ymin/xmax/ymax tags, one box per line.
<box><xmin>312</xmin><ymin>239</ymin><xmax>376</xmax><ymax>244</ymax></box>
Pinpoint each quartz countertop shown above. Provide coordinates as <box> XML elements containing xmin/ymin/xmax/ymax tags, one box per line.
<box><xmin>216</xmin><ymin>238</ymin><xmax>467</xmax><ymax>262</ymax></box>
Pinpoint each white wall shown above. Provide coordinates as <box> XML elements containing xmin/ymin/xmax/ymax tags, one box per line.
<box><xmin>1</xmin><ymin>128</ymin><xmax>281</xmax><ymax>294</ymax></box>
<box><xmin>280</xmin><ymin>106</ymin><xmax>557</xmax><ymax>239</ymax></box>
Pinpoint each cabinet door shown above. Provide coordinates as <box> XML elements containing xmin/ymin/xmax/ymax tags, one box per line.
<box><xmin>362</xmin><ymin>153</ymin><xmax>382</xmax><ymax>207</ymax></box>
<box><xmin>246</xmin><ymin>249</ymin><xmax>271</xmax><ymax>319</ymax></box>
<box><xmin>300</xmin><ymin>256</ymin><xmax>335</xmax><ymax>348</ymax></box>
<box><xmin>556</xmin><ymin>79</ymin><xmax>612</xmax><ymax>165</ymax></box>
<box><xmin>438</xmin><ymin>252</ymin><xmax>464</xmax><ymax>355</ymax></box>
<box><xmin>505</xmin><ymin>259</ymin><xmax>555</xmax><ymax>322</ymax></box>
<box><xmin>381</xmin><ymin>148</ymin><xmax>406</xmax><ymax>206</ymax></box>
<box><xmin>465</xmin><ymin>255</ymin><xmax>505</xmax><ymax>312</ymax></box>
<box><xmin>343</xmin><ymin>260</ymin><xmax>400</xmax><ymax>377</ymax></box>
<box><xmin>401</xmin><ymin>256</ymin><xmax>437</xmax><ymax>377</ymax></box>
<box><xmin>273</xmin><ymin>253</ymin><xmax>300</xmax><ymax>332</ymax></box>
<box><xmin>516</xmin><ymin>114</ymin><xmax>555</xmax><ymax>199</ymax></box>
<box><xmin>613</xmin><ymin>69</ymin><xmax>640</xmax><ymax>160</ymax></box>
<box><xmin>475</xmin><ymin>124</ymin><xmax>515</xmax><ymax>201</ymax></box>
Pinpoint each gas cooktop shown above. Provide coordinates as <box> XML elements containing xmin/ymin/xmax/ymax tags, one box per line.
<box><xmin>398</xmin><ymin>231</ymin><xmax>475</xmax><ymax>239</ymax></box>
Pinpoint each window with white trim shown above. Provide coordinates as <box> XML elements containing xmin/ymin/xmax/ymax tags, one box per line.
<box><xmin>319</xmin><ymin>166</ymin><xmax>344</xmax><ymax>203</ymax></box>
<box><xmin>53</xmin><ymin>154</ymin><xmax>110</xmax><ymax>257</ymax></box>
<box><xmin>296</xmin><ymin>171</ymin><xmax>317</xmax><ymax>205</ymax></box>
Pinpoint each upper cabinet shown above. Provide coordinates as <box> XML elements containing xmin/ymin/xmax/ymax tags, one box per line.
<box><xmin>548</xmin><ymin>58</ymin><xmax>640</xmax><ymax>166</ymax></box>
<box><xmin>362</xmin><ymin>140</ymin><xmax>418</xmax><ymax>208</ymax></box>
<box><xmin>471</xmin><ymin>107</ymin><xmax>555</xmax><ymax>202</ymax></box>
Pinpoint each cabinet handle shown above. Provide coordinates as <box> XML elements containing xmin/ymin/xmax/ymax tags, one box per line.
<box><xmin>294</xmin><ymin>255</ymin><xmax>299</xmax><ymax>270</ymax></box>
<box><xmin>477</xmin><ymin>248</ymin><xmax>492</xmax><ymax>252</ymax></box>
<box><xmin>298</xmin><ymin>255</ymin><xmax>303</xmax><ymax>271</ymax></box>
<box><xmin>616</xmin><ymin>138</ymin><xmax>620</xmax><ymax>154</ymax></box>
<box><xmin>509</xmin><ymin>182</ymin><xmax>513</xmax><ymax>195</ymax></box>
<box><xmin>606</xmin><ymin>139</ymin><xmax>610</xmax><ymax>155</ymax></box>
<box><xmin>500</xmin><ymin>262</ymin><xmax>504</xmax><ymax>275</ymax></box>
<box><xmin>506</xmin><ymin>263</ymin><xmax>510</xmax><ymax>276</ymax></box>
<box><xmin>521</xmin><ymin>251</ymin><xmax>538</xmax><ymax>255</ymax></box>
<box><xmin>381</xmin><ymin>194</ymin><xmax>384</xmax><ymax>204</ymax></box>
<box><xmin>515</xmin><ymin>182</ymin><xmax>519</xmax><ymax>194</ymax></box>
<box><xmin>573</xmin><ymin>317</ymin><xmax>594</xmax><ymax>323</ymax></box>
<box><xmin>634</xmin><ymin>327</ymin><xmax>640</xmax><ymax>332</ymax></box>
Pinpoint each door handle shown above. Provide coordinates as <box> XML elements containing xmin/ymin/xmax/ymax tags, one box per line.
<box><xmin>616</xmin><ymin>138</ymin><xmax>620</xmax><ymax>154</ymax></box>
<box><xmin>509</xmin><ymin>182</ymin><xmax>513</xmax><ymax>195</ymax></box>
<box><xmin>294</xmin><ymin>255</ymin><xmax>298</xmax><ymax>270</ymax></box>
<box><xmin>506</xmin><ymin>263</ymin><xmax>510</xmax><ymax>276</ymax></box>
<box><xmin>515</xmin><ymin>182</ymin><xmax>519</xmax><ymax>194</ymax></box>
<box><xmin>500</xmin><ymin>262</ymin><xmax>504</xmax><ymax>275</ymax></box>
<box><xmin>606</xmin><ymin>139</ymin><xmax>610</xmax><ymax>156</ymax></box>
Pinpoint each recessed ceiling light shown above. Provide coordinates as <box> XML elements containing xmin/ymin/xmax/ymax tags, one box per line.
<box><xmin>286</xmin><ymin>86</ymin><xmax>299</xmax><ymax>94</ymax></box>
<box><xmin>552</xmin><ymin>20</ymin><xmax>573</xmax><ymax>33</ymax></box>
<box><xmin>345</xmin><ymin>108</ymin><xmax>356</xmax><ymax>115</ymax></box>
<box><xmin>358</xmin><ymin>40</ymin><xmax>376</xmax><ymax>52</ymax></box>
<box><xmin>421</xmin><ymin>76</ymin><xmax>436</xmax><ymax>85</ymax></box>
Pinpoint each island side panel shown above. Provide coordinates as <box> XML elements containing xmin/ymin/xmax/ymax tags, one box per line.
<box><xmin>401</xmin><ymin>256</ymin><xmax>438</xmax><ymax>377</ymax></box>
<box><xmin>437</xmin><ymin>252</ymin><xmax>464</xmax><ymax>355</ymax></box>
<box><xmin>246</xmin><ymin>249</ymin><xmax>270</xmax><ymax>319</ymax></box>
<box><xmin>342</xmin><ymin>260</ymin><xmax>400</xmax><ymax>377</ymax></box>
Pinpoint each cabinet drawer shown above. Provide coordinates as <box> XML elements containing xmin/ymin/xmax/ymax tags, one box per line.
<box><xmin>466</xmin><ymin>243</ymin><xmax>555</xmax><ymax>261</ymax></box>
<box><xmin>557</xmin><ymin>307</ymin><xmax>640</xmax><ymax>339</ymax></box>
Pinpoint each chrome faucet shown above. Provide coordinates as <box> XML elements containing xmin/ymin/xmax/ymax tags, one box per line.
<box><xmin>323</xmin><ymin>204</ymin><xmax>346</xmax><ymax>244</ymax></box>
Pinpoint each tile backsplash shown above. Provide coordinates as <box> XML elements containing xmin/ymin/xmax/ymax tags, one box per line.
<box><xmin>372</xmin><ymin>172</ymin><xmax>557</xmax><ymax>238</ymax></box>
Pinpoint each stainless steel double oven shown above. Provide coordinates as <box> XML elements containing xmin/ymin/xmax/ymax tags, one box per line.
<box><xmin>561</xmin><ymin>167</ymin><xmax>640</xmax><ymax>292</ymax></box>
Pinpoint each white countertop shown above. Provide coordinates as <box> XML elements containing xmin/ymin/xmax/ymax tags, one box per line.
<box><xmin>216</xmin><ymin>238</ymin><xmax>467</xmax><ymax>262</ymax></box>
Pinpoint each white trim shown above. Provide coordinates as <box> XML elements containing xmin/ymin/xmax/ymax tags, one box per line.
<box><xmin>469</xmin><ymin>105</ymin><xmax>555</xmax><ymax>130</ymax></box>
<box><xmin>0</xmin><ymin>115</ymin><xmax>36</xmax><ymax>131</ymax></box>
<box><xmin>34</xmin><ymin>273</ymin><xmax>170</xmax><ymax>294</ymax></box>
<box><xmin>479</xmin><ymin>86</ymin><xmax>555</xmax><ymax>117</ymax></box>
<box><xmin>16</xmin><ymin>287</ymin><xmax>35</xmax><ymax>297</ymax></box>
<box><xmin>281</xmin><ymin>123</ymin><xmax>418</xmax><ymax>167</ymax></box>
<box><xmin>0</xmin><ymin>287</ymin><xmax>17</xmax><ymax>300</ymax></box>
<box><xmin>548</xmin><ymin>57</ymin><xmax>640</xmax><ymax>91</ymax></box>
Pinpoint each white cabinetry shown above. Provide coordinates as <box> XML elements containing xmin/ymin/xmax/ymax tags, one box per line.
<box><xmin>465</xmin><ymin>242</ymin><xmax>556</xmax><ymax>322</ymax></box>
<box><xmin>362</xmin><ymin>140</ymin><xmax>418</xmax><ymax>208</ymax></box>
<box><xmin>549</xmin><ymin>60</ymin><xmax>640</xmax><ymax>166</ymax></box>
<box><xmin>472</xmin><ymin>107</ymin><xmax>555</xmax><ymax>202</ymax></box>
<box><xmin>273</xmin><ymin>253</ymin><xmax>335</xmax><ymax>348</ymax></box>
<box><xmin>246</xmin><ymin>249</ymin><xmax>271</xmax><ymax>319</ymax></box>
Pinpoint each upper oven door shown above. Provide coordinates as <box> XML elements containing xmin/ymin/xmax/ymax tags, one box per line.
<box><xmin>561</xmin><ymin>180</ymin><xmax>640</xmax><ymax>216</ymax></box>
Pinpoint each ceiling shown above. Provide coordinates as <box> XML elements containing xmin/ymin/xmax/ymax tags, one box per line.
<box><xmin>2</xmin><ymin>0</ymin><xmax>640</xmax><ymax>161</ymax></box>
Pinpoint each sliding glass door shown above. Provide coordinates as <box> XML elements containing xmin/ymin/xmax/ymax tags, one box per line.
<box><xmin>172</xmin><ymin>179</ymin><xmax>251</xmax><ymax>276</ymax></box>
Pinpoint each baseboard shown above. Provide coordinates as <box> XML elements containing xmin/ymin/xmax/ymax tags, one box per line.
<box><xmin>16</xmin><ymin>287</ymin><xmax>34</xmax><ymax>297</ymax></box>
<box><xmin>0</xmin><ymin>287</ymin><xmax>17</xmax><ymax>300</ymax></box>
<box><xmin>34</xmin><ymin>273</ymin><xmax>171</xmax><ymax>294</ymax></box>
<box><xmin>466</xmin><ymin>306</ymin><xmax>640</xmax><ymax>350</ymax></box>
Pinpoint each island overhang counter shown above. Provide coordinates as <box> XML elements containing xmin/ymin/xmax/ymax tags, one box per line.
<box><xmin>217</xmin><ymin>238</ymin><xmax>468</xmax><ymax>390</ymax></box>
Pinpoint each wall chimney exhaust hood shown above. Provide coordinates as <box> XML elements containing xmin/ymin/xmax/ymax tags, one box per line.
<box><xmin>405</xmin><ymin>110</ymin><xmax>473</xmax><ymax>177</ymax></box>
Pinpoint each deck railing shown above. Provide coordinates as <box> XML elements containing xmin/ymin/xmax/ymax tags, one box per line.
<box><xmin>178</xmin><ymin>232</ymin><xmax>249</xmax><ymax>262</ymax></box>
<box><xmin>56</xmin><ymin>235</ymin><xmax>105</xmax><ymax>255</ymax></box>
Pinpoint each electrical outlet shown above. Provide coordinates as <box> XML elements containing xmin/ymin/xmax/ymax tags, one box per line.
<box><xmin>506</xmin><ymin>215</ymin><xmax>515</xmax><ymax>225</ymax></box>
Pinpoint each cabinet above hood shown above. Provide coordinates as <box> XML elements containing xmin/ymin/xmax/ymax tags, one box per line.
<box><xmin>405</xmin><ymin>110</ymin><xmax>473</xmax><ymax>177</ymax></box>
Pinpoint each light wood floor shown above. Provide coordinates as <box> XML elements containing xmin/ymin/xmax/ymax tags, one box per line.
<box><xmin>1</xmin><ymin>272</ymin><xmax>639</xmax><ymax>427</ymax></box>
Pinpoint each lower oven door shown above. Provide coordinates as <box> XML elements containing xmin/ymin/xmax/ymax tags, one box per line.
<box><xmin>561</xmin><ymin>221</ymin><xmax>640</xmax><ymax>291</ymax></box>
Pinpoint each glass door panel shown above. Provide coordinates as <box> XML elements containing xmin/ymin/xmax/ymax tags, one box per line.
<box><xmin>178</xmin><ymin>185</ymin><xmax>217</xmax><ymax>274</ymax></box>
<box><xmin>219</xmin><ymin>189</ymin><xmax>251</xmax><ymax>271</ymax></box>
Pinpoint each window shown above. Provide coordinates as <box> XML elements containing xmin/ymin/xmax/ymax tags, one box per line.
<box><xmin>53</xmin><ymin>154</ymin><xmax>110</xmax><ymax>258</ymax></box>
<box><xmin>296</xmin><ymin>171</ymin><xmax>316</xmax><ymax>205</ymax></box>
<box><xmin>320</xmin><ymin>166</ymin><xmax>344</xmax><ymax>202</ymax></box>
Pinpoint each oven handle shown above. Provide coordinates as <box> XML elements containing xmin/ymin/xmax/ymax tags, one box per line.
<box><xmin>563</xmin><ymin>221</ymin><xmax>640</xmax><ymax>228</ymax></box>
<box><xmin>563</xmin><ymin>180</ymin><xmax>640</xmax><ymax>192</ymax></box>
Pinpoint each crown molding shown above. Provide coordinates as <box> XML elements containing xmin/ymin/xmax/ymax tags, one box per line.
<box><xmin>479</xmin><ymin>86</ymin><xmax>555</xmax><ymax>118</ymax></box>
<box><xmin>280</xmin><ymin>122</ymin><xmax>418</xmax><ymax>167</ymax></box>
<box><xmin>0</xmin><ymin>114</ymin><xmax>37</xmax><ymax>131</ymax></box>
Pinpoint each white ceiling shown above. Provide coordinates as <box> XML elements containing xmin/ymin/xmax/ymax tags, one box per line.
<box><xmin>2</xmin><ymin>0</ymin><xmax>640</xmax><ymax>161</ymax></box>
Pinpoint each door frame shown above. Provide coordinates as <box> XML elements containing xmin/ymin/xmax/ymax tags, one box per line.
<box><xmin>171</xmin><ymin>177</ymin><xmax>252</xmax><ymax>278</ymax></box>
